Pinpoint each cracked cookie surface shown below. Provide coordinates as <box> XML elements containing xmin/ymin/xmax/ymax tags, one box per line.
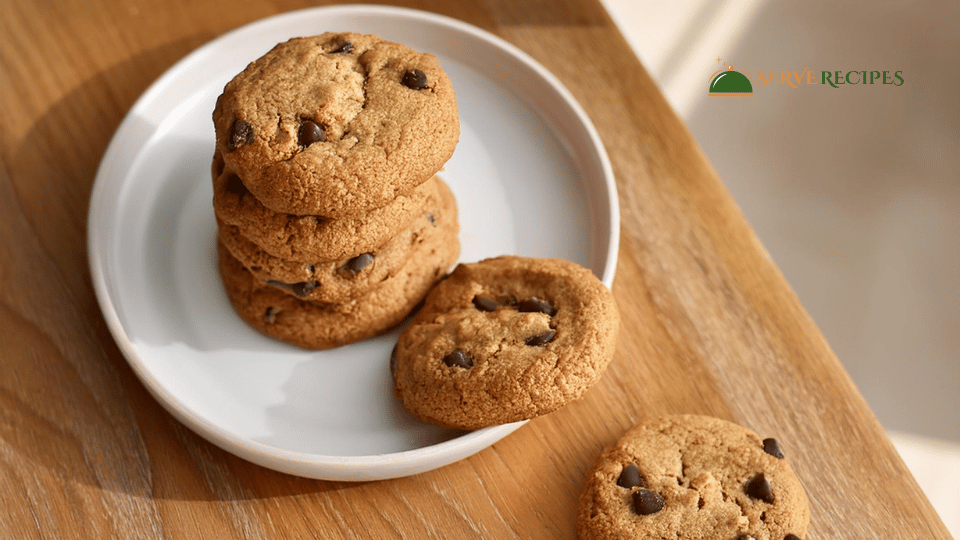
<box><xmin>391</xmin><ymin>256</ymin><xmax>619</xmax><ymax>430</ymax></box>
<box><xmin>577</xmin><ymin>414</ymin><xmax>810</xmax><ymax>540</ymax></box>
<box><xmin>217</xmin><ymin>176</ymin><xmax>458</xmax><ymax>303</ymax></box>
<box><xmin>212</xmin><ymin>32</ymin><xmax>459</xmax><ymax>217</ymax></box>
<box><xmin>211</xmin><ymin>150</ymin><xmax>438</xmax><ymax>262</ymax></box>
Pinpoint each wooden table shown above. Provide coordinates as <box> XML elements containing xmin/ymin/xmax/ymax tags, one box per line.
<box><xmin>1</xmin><ymin>1</ymin><xmax>951</xmax><ymax>538</ymax></box>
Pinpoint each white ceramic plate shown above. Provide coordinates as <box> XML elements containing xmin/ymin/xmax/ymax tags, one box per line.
<box><xmin>88</xmin><ymin>5</ymin><xmax>618</xmax><ymax>481</ymax></box>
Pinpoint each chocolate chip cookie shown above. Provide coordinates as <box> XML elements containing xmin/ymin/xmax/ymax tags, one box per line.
<box><xmin>391</xmin><ymin>256</ymin><xmax>619</xmax><ymax>430</ymax></box>
<box><xmin>212</xmin><ymin>32</ymin><xmax>460</xmax><ymax>217</ymax></box>
<box><xmin>212</xmin><ymin>151</ymin><xmax>439</xmax><ymax>262</ymax></box>
<box><xmin>578</xmin><ymin>414</ymin><xmax>810</xmax><ymax>540</ymax></box>
<box><xmin>217</xmin><ymin>177</ymin><xmax>458</xmax><ymax>303</ymax></box>
<box><xmin>217</xmin><ymin>214</ymin><xmax>459</xmax><ymax>349</ymax></box>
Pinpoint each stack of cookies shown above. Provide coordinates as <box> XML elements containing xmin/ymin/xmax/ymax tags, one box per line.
<box><xmin>211</xmin><ymin>32</ymin><xmax>461</xmax><ymax>349</ymax></box>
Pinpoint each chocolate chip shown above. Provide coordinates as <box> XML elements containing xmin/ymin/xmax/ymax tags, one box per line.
<box><xmin>617</xmin><ymin>463</ymin><xmax>645</xmax><ymax>489</ymax></box>
<box><xmin>305</xmin><ymin>264</ymin><xmax>316</xmax><ymax>275</ymax></box>
<box><xmin>632</xmin><ymin>489</ymin><xmax>664</xmax><ymax>515</ymax></box>
<box><xmin>744</xmin><ymin>473</ymin><xmax>775</xmax><ymax>503</ymax></box>
<box><xmin>524</xmin><ymin>330</ymin><xmax>556</xmax><ymax>346</ymax></box>
<box><xmin>763</xmin><ymin>438</ymin><xmax>784</xmax><ymax>459</ymax></box>
<box><xmin>401</xmin><ymin>69</ymin><xmax>428</xmax><ymax>89</ymax></box>
<box><xmin>472</xmin><ymin>295</ymin><xmax>499</xmax><ymax>312</ymax></box>
<box><xmin>298</xmin><ymin>119</ymin><xmax>326</xmax><ymax>147</ymax></box>
<box><xmin>442</xmin><ymin>350</ymin><xmax>473</xmax><ymax>368</ymax></box>
<box><xmin>519</xmin><ymin>297</ymin><xmax>556</xmax><ymax>316</ymax></box>
<box><xmin>329</xmin><ymin>41</ymin><xmax>354</xmax><ymax>54</ymax></box>
<box><xmin>343</xmin><ymin>253</ymin><xmax>374</xmax><ymax>274</ymax></box>
<box><xmin>224</xmin><ymin>174</ymin><xmax>249</xmax><ymax>197</ymax></box>
<box><xmin>426</xmin><ymin>213</ymin><xmax>437</xmax><ymax>226</ymax></box>
<box><xmin>266</xmin><ymin>280</ymin><xmax>317</xmax><ymax>298</ymax></box>
<box><xmin>228</xmin><ymin>118</ymin><xmax>254</xmax><ymax>150</ymax></box>
<box><xmin>263</xmin><ymin>307</ymin><xmax>278</xmax><ymax>324</ymax></box>
<box><xmin>736</xmin><ymin>536</ymin><xmax>758</xmax><ymax>540</ymax></box>
<box><xmin>292</xmin><ymin>281</ymin><xmax>317</xmax><ymax>297</ymax></box>
<box><xmin>784</xmin><ymin>535</ymin><xmax>803</xmax><ymax>540</ymax></box>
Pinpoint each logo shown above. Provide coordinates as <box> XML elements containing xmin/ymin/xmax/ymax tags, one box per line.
<box><xmin>708</xmin><ymin>65</ymin><xmax>754</xmax><ymax>96</ymax></box>
<box><xmin>709</xmin><ymin>57</ymin><xmax>904</xmax><ymax>94</ymax></box>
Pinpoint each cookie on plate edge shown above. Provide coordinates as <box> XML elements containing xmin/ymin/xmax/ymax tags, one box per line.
<box><xmin>391</xmin><ymin>255</ymin><xmax>619</xmax><ymax>430</ymax></box>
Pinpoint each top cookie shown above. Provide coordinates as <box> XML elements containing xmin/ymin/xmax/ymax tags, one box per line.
<box><xmin>392</xmin><ymin>256</ymin><xmax>619</xmax><ymax>430</ymax></box>
<box><xmin>212</xmin><ymin>32</ymin><xmax>460</xmax><ymax>217</ymax></box>
<box><xmin>577</xmin><ymin>414</ymin><xmax>810</xmax><ymax>540</ymax></box>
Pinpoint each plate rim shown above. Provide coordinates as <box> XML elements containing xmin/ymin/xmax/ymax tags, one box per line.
<box><xmin>87</xmin><ymin>3</ymin><xmax>619</xmax><ymax>480</ymax></box>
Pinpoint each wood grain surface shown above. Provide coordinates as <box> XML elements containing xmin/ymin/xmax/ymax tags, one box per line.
<box><xmin>0</xmin><ymin>0</ymin><xmax>951</xmax><ymax>538</ymax></box>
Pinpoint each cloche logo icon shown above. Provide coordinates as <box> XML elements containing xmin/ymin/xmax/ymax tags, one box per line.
<box><xmin>708</xmin><ymin>65</ymin><xmax>754</xmax><ymax>96</ymax></box>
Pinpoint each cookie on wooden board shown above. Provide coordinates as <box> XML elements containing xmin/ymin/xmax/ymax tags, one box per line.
<box><xmin>577</xmin><ymin>414</ymin><xmax>810</xmax><ymax>540</ymax></box>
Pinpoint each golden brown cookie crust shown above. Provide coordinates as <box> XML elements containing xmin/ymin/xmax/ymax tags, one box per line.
<box><xmin>218</xmin><ymin>218</ymin><xmax>460</xmax><ymax>350</ymax></box>
<box><xmin>392</xmin><ymin>256</ymin><xmax>619</xmax><ymax>430</ymax></box>
<box><xmin>577</xmin><ymin>414</ymin><xmax>810</xmax><ymax>540</ymax></box>
<box><xmin>217</xmin><ymin>177</ymin><xmax>459</xmax><ymax>303</ymax></box>
<box><xmin>212</xmin><ymin>150</ymin><xmax>439</xmax><ymax>262</ymax></box>
<box><xmin>212</xmin><ymin>32</ymin><xmax>460</xmax><ymax>217</ymax></box>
